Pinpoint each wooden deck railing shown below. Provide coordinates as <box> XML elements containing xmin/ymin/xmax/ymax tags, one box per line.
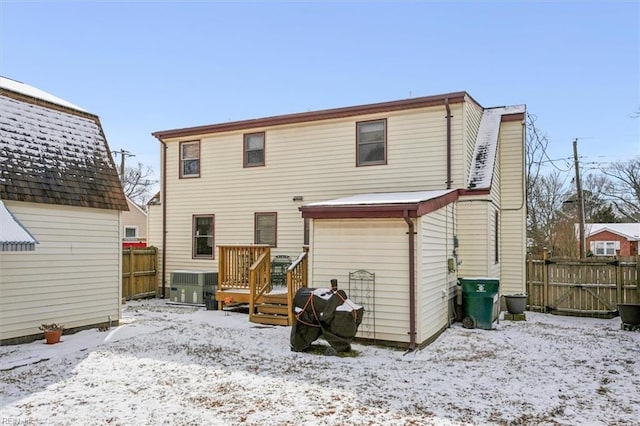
<box><xmin>218</xmin><ymin>245</ymin><xmax>271</xmax><ymax>289</ymax></box>
<box><xmin>287</xmin><ymin>249</ymin><xmax>309</xmax><ymax>325</ymax></box>
<box><xmin>249</xmin><ymin>251</ymin><xmax>272</xmax><ymax>321</ymax></box>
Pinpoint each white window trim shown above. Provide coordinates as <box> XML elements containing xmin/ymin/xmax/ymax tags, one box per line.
<box><xmin>591</xmin><ymin>240</ymin><xmax>620</xmax><ymax>256</ymax></box>
<box><xmin>124</xmin><ymin>226</ymin><xmax>138</xmax><ymax>241</ymax></box>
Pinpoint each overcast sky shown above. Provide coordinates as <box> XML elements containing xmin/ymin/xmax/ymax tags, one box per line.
<box><xmin>1</xmin><ymin>1</ymin><xmax>638</xmax><ymax>183</ymax></box>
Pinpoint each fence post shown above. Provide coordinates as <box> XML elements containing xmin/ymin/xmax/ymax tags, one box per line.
<box><xmin>129</xmin><ymin>248</ymin><xmax>135</xmax><ymax>301</ymax></box>
<box><xmin>636</xmin><ymin>255</ymin><xmax>640</xmax><ymax>303</ymax></box>
<box><xmin>615</xmin><ymin>250</ymin><xmax>623</xmax><ymax>306</ymax></box>
<box><xmin>542</xmin><ymin>247</ymin><xmax>549</xmax><ymax>313</ymax></box>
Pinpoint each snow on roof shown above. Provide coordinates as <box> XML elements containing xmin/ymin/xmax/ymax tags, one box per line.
<box><xmin>584</xmin><ymin>223</ymin><xmax>640</xmax><ymax>241</ymax></box>
<box><xmin>303</xmin><ymin>189</ymin><xmax>455</xmax><ymax>207</ymax></box>
<box><xmin>467</xmin><ymin>105</ymin><xmax>526</xmax><ymax>189</ymax></box>
<box><xmin>0</xmin><ymin>200</ymin><xmax>38</xmax><ymax>251</ymax></box>
<box><xmin>0</xmin><ymin>76</ymin><xmax>86</xmax><ymax>112</ymax></box>
<box><xmin>0</xmin><ymin>89</ymin><xmax>128</xmax><ymax>211</ymax></box>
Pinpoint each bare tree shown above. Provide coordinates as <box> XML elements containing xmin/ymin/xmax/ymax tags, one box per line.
<box><xmin>600</xmin><ymin>158</ymin><xmax>640</xmax><ymax>221</ymax></box>
<box><xmin>525</xmin><ymin>113</ymin><xmax>575</xmax><ymax>254</ymax></box>
<box><xmin>121</xmin><ymin>162</ymin><xmax>158</xmax><ymax>207</ymax></box>
<box><xmin>527</xmin><ymin>170</ymin><xmax>571</xmax><ymax>254</ymax></box>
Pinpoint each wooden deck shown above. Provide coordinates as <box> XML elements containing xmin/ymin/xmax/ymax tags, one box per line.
<box><xmin>215</xmin><ymin>245</ymin><xmax>308</xmax><ymax>326</ymax></box>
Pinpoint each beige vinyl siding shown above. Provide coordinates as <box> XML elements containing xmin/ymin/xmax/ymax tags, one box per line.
<box><xmin>498</xmin><ymin>120</ymin><xmax>527</xmax><ymax>294</ymax></box>
<box><xmin>146</xmin><ymin>203</ymin><xmax>164</xmax><ymax>289</ymax></box>
<box><xmin>158</xmin><ymin>104</ymin><xmax>468</xmax><ymax>278</ymax></box>
<box><xmin>122</xmin><ymin>198</ymin><xmax>147</xmax><ymax>240</ymax></box>
<box><xmin>463</xmin><ymin>99</ymin><xmax>484</xmax><ymax>184</ymax></box>
<box><xmin>456</xmin><ymin>198</ymin><xmax>492</xmax><ymax>278</ymax></box>
<box><xmin>0</xmin><ymin>201</ymin><xmax>121</xmax><ymax>341</ymax></box>
<box><xmin>310</xmin><ymin>219</ymin><xmax>410</xmax><ymax>344</ymax></box>
<box><xmin>417</xmin><ymin>204</ymin><xmax>456</xmax><ymax>343</ymax></box>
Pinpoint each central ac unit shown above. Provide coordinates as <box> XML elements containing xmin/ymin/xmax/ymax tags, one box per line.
<box><xmin>170</xmin><ymin>271</ymin><xmax>217</xmax><ymax>305</ymax></box>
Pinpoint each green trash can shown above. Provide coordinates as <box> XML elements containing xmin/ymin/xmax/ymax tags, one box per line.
<box><xmin>460</xmin><ymin>278</ymin><xmax>500</xmax><ymax>330</ymax></box>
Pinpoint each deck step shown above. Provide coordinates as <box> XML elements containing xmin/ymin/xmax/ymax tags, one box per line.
<box><xmin>257</xmin><ymin>303</ymin><xmax>289</xmax><ymax>316</ymax></box>
<box><xmin>250</xmin><ymin>313</ymin><xmax>290</xmax><ymax>326</ymax></box>
<box><xmin>262</xmin><ymin>293</ymin><xmax>288</xmax><ymax>304</ymax></box>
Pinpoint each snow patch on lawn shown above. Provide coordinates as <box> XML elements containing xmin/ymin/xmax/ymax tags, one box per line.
<box><xmin>1</xmin><ymin>300</ymin><xmax>638</xmax><ymax>425</ymax></box>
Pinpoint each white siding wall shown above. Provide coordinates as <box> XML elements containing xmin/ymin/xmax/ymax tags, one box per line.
<box><xmin>418</xmin><ymin>204</ymin><xmax>456</xmax><ymax>344</ymax></box>
<box><xmin>498</xmin><ymin>120</ymin><xmax>527</xmax><ymax>294</ymax></box>
<box><xmin>146</xmin><ymin>203</ymin><xmax>164</xmax><ymax>290</ymax></box>
<box><xmin>152</xmin><ymin>104</ymin><xmax>469</xmax><ymax>281</ymax></box>
<box><xmin>456</xmin><ymin>199</ymin><xmax>492</xmax><ymax>277</ymax></box>
<box><xmin>0</xmin><ymin>201</ymin><xmax>121</xmax><ymax>341</ymax></box>
<box><xmin>122</xmin><ymin>198</ymin><xmax>147</xmax><ymax>240</ymax></box>
<box><xmin>310</xmin><ymin>219</ymin><xmax>411</xmax><ymax>344</ymax></box>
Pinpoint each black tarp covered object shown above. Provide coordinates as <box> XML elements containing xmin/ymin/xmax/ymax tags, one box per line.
<box><xmin>290</xmin><ymin>287</ymin><xmax>364</xmax><ymax>353</ymax></box>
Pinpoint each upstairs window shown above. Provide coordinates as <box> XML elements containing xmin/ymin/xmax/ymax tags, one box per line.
<box><xmin>244</xmin><ymin>132</ymin><xmax>265</xmax><ymax>167</ymax></box>
<box><xmin>255</xmin><ymin>212</ymin><xmax>277</xmax><ymax>247</ymax></box>
<box><xmin>357</xmin><ymin>119</ymin><xmax>386</xmax><ymax>166</ymax></box>
<box><xmin>193</xmin><ymin>215</ymin><xmax>214</xmax><ymax>259</ymax></box>
<box><xmin>180</xmin><ymin>141</ymin><xmax>200</xmax><ymax>178</ymax></box>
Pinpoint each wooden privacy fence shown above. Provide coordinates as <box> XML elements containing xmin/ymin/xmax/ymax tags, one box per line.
<box><xmin>122</xmin><ymin>246</ymin><xmax>158</xmax><ymax>300</ymax></box>
<box><xmin>527</xmin><ymin>252</ymin><xmax>639</xmax><ymax>316</ymax></box>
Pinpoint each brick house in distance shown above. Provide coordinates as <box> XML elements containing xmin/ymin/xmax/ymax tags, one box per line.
<box><xmin>584</xmin><ymin>223</ymin><xmax>640</xmax><ymax>257</ymax></box>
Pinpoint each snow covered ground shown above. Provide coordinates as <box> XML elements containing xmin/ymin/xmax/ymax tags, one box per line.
<box><xmin>1</xmin><ymin>299</ymin><xmax>638</xmax><ymax>425</ymax></box>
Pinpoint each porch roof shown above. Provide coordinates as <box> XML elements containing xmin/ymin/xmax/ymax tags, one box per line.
<box><xmin>300</xmin><ymin>189</ymin><xmax>458</xmax><ymax>219</ymax></box>
<box><xmin>0</xmin><ymin>200</ymin><xmax>38</xmax><ymax>252</ymax></box>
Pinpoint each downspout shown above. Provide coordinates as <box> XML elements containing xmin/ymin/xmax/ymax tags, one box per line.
<box><xmin>403</xmin><ymin>210</ymin><xmax>417</xmax><ymax>351</ymax></box>
<box><xmin>445</xmin><ymin>98</ymin><xmax>452</xmax><ymax>189</ymax></box>
<box><xmin>160</xmin><ymin>139</ymin><xmax>167</xmax><ymax>299</ymax></box>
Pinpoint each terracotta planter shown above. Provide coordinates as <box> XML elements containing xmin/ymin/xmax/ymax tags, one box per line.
<box><xmin>505</xmin><ymin>294</ymin><xmax>528</xmax><ymax>315</ymax></box>
<box><xmin>44</xmin><ymin>330</ymin><xmax>62</xmax><ymax>344</ymax></box>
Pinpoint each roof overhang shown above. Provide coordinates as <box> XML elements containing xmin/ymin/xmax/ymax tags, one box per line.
<box><xmin>0</xmin><ymin>200</ymin><xmax>38</xmax><ymax>252</ymax></box>
<box><xmin>152</xmin><ymin>92</ymin><xmax>470</xmax><ymax>140</ymax></box>
<box><xmin>300</xmin><ymin>189</ymin><xmax>459</xmax><ymax>220</ymax></box>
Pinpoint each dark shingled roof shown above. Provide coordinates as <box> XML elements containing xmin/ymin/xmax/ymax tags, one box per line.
<box><xmin>0</xmin><ymin>87</ymin><xmax>128</xmax><ymax>211</ymax></box>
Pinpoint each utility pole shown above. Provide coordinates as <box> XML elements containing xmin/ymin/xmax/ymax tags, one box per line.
<box><xmin>573</xmin><ymin>139</ymin><xmax>586</xmax><ymax>258</ymax></box>
<box><xmin>112</xmin><ymin>149</ymin><xmax>135</xmax><ymax>182</ymax></box>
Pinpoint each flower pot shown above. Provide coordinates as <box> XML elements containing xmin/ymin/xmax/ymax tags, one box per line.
<box><xmin>505</xmin><ymin>294</ymin><xmax>528</xmax><ymax>315</ymax></box>
<box><xmin>44</xmin><ymin>330</ymin><xmax>62</xmax><ymax>344</ymax></box>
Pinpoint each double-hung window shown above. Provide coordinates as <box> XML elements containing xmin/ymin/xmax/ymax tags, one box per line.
<box><xmin>593</xmin><ymin>241</ymin><xmax>617</xmax><ymax>256</ymax></box>
<box><xmin>356</xmin><ymin>119</ymin><xmax>386</xmax><ymax>166</ymax></box>
<box><xmin>193</xmin><ymin>215</ymin><xmax>214</xmax><ymax>259</ymax></box>
<box><xmin>255</xmin><ymin>212</ymin><xmax>277</xmax><ymax>247</ymax></box>
<box><xmin>180</xmin><ymin>141</ymin><xmax>200</xmax><ymax>178</ymax></box>
<box><xmin>244</xmin><ymin>132</ymin><xmax>265</xmax><ymax>167</ymax></box>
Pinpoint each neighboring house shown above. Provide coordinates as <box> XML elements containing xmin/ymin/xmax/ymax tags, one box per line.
<box><xmin>0</xmin><ymin>76</ymin><xmax>128</xmax><ymax>344</ymax></box>
<box><xmin>150</xmin><ymin>92</ymin><xmax>526</xmax><ymax>348</ymax></box>
<box><xmin>584</xmin><ymin>223</ymin><xmax>640</xmax><ymax>257</ymax></box>
<box><xmin>122</xmin><ymin>196</ymin><xmax>148</xmax><ymax>247</ymax></box>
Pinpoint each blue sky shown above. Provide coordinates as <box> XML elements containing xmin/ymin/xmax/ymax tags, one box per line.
<box><xmin>1</xmin><ymin>1</ymin><xmax>638</xmax><ymax>182</ymax></box>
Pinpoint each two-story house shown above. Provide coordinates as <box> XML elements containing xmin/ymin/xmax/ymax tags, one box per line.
<box><xmin>150</xmin><ymin>91</ymin><xmax>526</xmax><ymax>348</ymax></box>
